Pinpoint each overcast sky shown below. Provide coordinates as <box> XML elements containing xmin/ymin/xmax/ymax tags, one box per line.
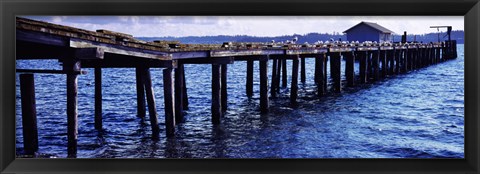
<box><xmin>23</xmin><ymin>16</ymin><xmax>464</xmax><ymax>37</ymax></box>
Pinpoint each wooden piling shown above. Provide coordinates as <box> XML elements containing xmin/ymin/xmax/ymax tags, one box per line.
<box><xmin>345</xmin><ymin>51</ymin><xmax>355</xmax><ymax>87</ymax></box>
<box><xmin>135</xmin><ymin>66</ymin><xmax>146</xmax><ymax>118</ymax></box>
<box><xmin>212</xmin><ymin>64</ymin><xmax>222</xmax><ymax>124</ymax></box>
<box><xmin>282</xmin><ymin>58</ymin><xmax>287</xmax><ymax>88</ymax></box>
<box><xmin>315</xmin><ymin>54</ymin><xmax>325</xmax><ymax>96</ymax></box>
<box><xmin>270</xmin><ymin>58</ymin><xmax>278</xmax><ymax>98</ymax></box>
<box><xmin>367</xmin><ymin>52</ymin><xmax>373</xmax><ymax>80</ymax></box>
<box><xmin>291</xmin><ymin>55</ymin><xmax>299</xmax><ymax>103</ymax></box>
<box><xmin>163</xmin><ymin>68</ymin><xmax>175</xmax><ymax>137</ymax></box>
<box><xmin>94</xmin><ymin>67</ymin><xmax>102</xmax><ymax>130</ymax></box>
<box><xmin>436</xmin><ymin>47</ymin><xmax>441</xmax><ymax>63</ymax></box>
<box><xmin>359</xmin><ymin>51</ymin><xmax>367</xmax><ymax>84</ymax></box>
<box><xmin>174</xmin><ymin>63</ymin><xmax>184</xmax><ymax>123</ymax></box>
<box><xmin>388</xmin><ymin>50</ymin><xmax>395</xmax><ymax>75</ymax></box>
<box><xmin>221</xmin><ymin>64</ymin><xmax>228</xmax><ymax>112</ymax></box>
<box><xmin>402</xmin><ymin>49</ymin><xmax>408</xmax><ymax>73</ymax></box>
<box><xmin>372</xmin><ymin>50</ymin><xmax>380</xmax><ymax>81</ymax></box>
<box><xmin>20</xmin><ymin>73</ymin><xmax>38</xmax><ymax>156</ymax></box>
<box><xmin>395</xmin><ymin>49</ymin><xmax>401</xmax><ymax>75</ymax></box>
<box><xmin>300</xmin><ymin>57</ymin><xmax>306</xmax><ymax>83</ymax></box>
<box><xmin>65</xmin><ymin>59</ymin><xmax>80</xmax><ymax>157</ymax></box>
<box><xmin>330</xmin><ymin>52</ymin><xmax>341</xmax><ymax>92</ymax></box>
<box><xmin>143</xmin><ymin>68</ymin><xmax>160</xmax><ymax>139</ymax></box>
<box><xmin>246</xmin><ymin>60</ymin><xmax>254</xmax><ymax>97</ymax></box>
<box><xmin>380</xmin><ymin>50</ymin><xmax>387</xmax><ymax>78</ymax></box>
<box><xmin>182</xmin><ymin>69</ymin><xmax>189</xmax><ymax>110</ymax></box>
<box><xmin>323</xmin><ymin>55</ymin><xmax>328</xmax><ymax>92</ymax></box>
<box><xmin>259</xmin><ymin>57</ymin><xmax>269</xmax><ymax>113</ymax></box>
<box><xmin>275</xmin><ymin>57</ymin><xmax>281</xmax><ymax>93</ymax></box>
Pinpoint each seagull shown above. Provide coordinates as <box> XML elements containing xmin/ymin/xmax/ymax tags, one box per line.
<box><xmin>330</xmin><ymin>38</ymin><xmax>335</xmax><ymax>42</ymax></box>
<box><xmin>271</xmin><ymin>40</ymin><xmax>275</xmax><ymax>44</ymax></box>
<box><xmin>292</xmin><ymin>36</ymin><xmax>298</xmax><ymax>44</ymax></box>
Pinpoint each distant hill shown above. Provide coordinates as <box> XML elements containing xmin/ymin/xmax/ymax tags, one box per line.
<box><xmin>137</xmin><ymin>30</ymin><xmax>464</xmax><ymax>44</ymax></box>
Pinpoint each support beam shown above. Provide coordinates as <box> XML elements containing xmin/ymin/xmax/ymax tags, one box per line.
<box><xmin>345</xmin><ymin>51</ymin><xmax>355</xmax><ymax>87</ymax></box>
<box><xmin>94</xmin><ymin>67</ymin><xmax>102</xmax><ymax>130</ymax></box>
<box><xmin>282</xmin><ymin>58</ymin><xmax>287</xmax><ymax>88</ymax></box>
<box><xmin>300</xmin><ymin>57</ymin><xmax>306</xmax><ymax>83</ymax></box>
<box><xmin>64</xmin><ymin>59</ymin><xmax>80</xmax><ymax>158</ymax></box>
<box><xmin>182</xmin><ymin>67</ymin><xmax>189</xmax><ymax>110</ymax></box>
<box><xmin>275</xmin><ymin>57</ymin><xmax>281</xmax><ymax>93</ymax></box>
<box><xmin>402</xmin><ymin>49</ymin><xmax>408</xmax><ymax>73</ymax></box>
<box><xmin>246</xmin><ymin>60</ymin><xmax>254</xmax><ymax>97</ymax></box>
<box><xmin>359</xmin><ymin>51</ymin><xmax>367</xmax><ymax>84</ymax></box>
<box><xmin>372</xmin><ymin>50</ymin><xmax>380</xmax><ymax>81</ymax></box>
<box><xmin>259</xmin><ymin>57</ymin><xmax>269</xmax><ymax>113</ymax></box>
<box><xmin>221</xmin><ymin>64</ymin><xmax>228</xmax><ymax>113</ymax></box>
<box><xmin>144</xmin><ymin>68</ymin><xmax>160</xmax><ymax>139</ymax></box>
<box><xmin>212</xmin><ymin>64</ymin><xmax>222</xmax><ymax>124</ymax></box>
<box><xmin>270</xmin><ymin>58</ymin><xmax>278</xmax><ymax>98</ymax></box>
<box><xmin>174</xmin><ymin>63</ymin><xmax>185</xmax><ymax>123</ymax></box>
<box><xmin>388</xmin><ymin>50</ymin><xmax>395</xmax><ymax>75</ymax></box>
<box><xmin>367</xmin><ymin>52</ymin><xmax>373</xmax><ymax>80</ymax></box>
<box><xmin>290</xmin><ymin>55</ymin><xmax>299</xmax><ymax>103</ymax></box>
<box><xmin>20</xmin><ymin>74</ymin><xmax>38</xmax><ymax>156</ymax></box>
<box><xmin>330</xmin><ymin>52</ymin><xmax>342</xmax><ymax>92</ymax></box>
<box><xmin>323</xmin><ymin>55</ymin><xmax>328</xmax><ymax>92</ymax></box>
<box><xmin>163</xmin><ymin>68</ymin><xmax>175</xmax><ymax>137</ymax></box>
<box><xmin>380</xmin><ymin>50</ymin><xmax>387</xmax><ymax>78</ymax></box>
<box><xmin>135</xmin><ymin>67</ymin><xmax>146</xmax><ymax>118</ymax></box>
<box><xmin>315</xmin><ymin>54</ymin><xmax>326</xmax><ymax>96</ymax></box>
<box><xmin>395</xmin><ymin>49</ymin><xmax>401</xmax><ymax>75</ymax></box>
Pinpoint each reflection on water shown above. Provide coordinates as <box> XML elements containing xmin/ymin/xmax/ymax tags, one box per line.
<box><xmin>16</xmin><ymin>45</ymin><xmax>464</xmax><ymax>158</ymax></box>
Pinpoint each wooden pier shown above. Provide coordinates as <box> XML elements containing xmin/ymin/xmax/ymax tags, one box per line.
<box><xmin>15</xmin><ymin>17</ymin><xmax>458</xmax><ymax>157</ymax></box>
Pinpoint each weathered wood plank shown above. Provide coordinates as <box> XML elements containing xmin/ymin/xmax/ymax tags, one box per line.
<box><xmin>16</xmin><ymin>69</ymin><xmax>86</xmax><ymax>75</ymax></box>
<box><xmin>75</xmin><ymin>47</ymin><xmax>104</xmax><ymax>60</ymax></box>
<box><xmin>70</xmin><ymin>38</ymin><xmax>170</xmax><ymax>60</ymax></box>
<box><xmin>210</xmin><ymin>49</ymin><xmax>284</xmax><ymax>57</ymax></box>
<box><xmin>178</xmin><ymin>57</ymin><xmax>234</xmax><ymax>65</ymax></box>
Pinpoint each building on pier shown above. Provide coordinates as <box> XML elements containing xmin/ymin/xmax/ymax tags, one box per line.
<box><xmin>343</xmin><ymin>21</ymin><xmax>394</xmax><ymax>43</ymax></box>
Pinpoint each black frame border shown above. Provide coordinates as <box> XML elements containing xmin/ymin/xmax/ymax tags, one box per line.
<box><xmin>1</xmin><ymin>0</ymin><xmax>479</xmax><ymax>173</ymax></box>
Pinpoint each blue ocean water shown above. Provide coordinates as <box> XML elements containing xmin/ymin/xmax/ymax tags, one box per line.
<box><xmin>15</xmin><ymin>45</ymin><xmax>464</xmax><ymax>158</ymax></box>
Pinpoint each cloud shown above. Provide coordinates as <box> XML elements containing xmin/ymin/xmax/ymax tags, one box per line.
<box><xmin>21</xmin><ymin>16</ymin><xmax>463</xmax><ymax>37</ymax></box>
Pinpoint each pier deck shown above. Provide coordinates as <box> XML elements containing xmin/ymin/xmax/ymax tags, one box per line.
<box><xmin>15</xmin><ymin>17</ymin><xmax>458</xmax><ymax>157</ymax></box>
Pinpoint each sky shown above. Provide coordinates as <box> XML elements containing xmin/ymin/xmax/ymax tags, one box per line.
<box><xmin>23</xmin><ymin>16</ymin><xmax>464</xmax><ymax>37</ymax></box>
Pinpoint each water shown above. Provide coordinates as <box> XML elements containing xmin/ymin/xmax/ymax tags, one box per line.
<box><xmin>15</xmin><ymin>45</ymin><xmax>464</xmax><ymax>158</ymax></box>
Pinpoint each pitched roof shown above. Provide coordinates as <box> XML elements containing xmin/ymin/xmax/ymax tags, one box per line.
<box><xmin>343</xmin><ymin>22</ymin><xmax>394</xmax><ymax>34</ymax></box>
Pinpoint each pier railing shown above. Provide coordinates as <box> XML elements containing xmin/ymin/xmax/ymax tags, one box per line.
<box><xmin>15</xmin><ymin>17</ymin><xmax>458</xmax><ymax>157</ymax></box>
